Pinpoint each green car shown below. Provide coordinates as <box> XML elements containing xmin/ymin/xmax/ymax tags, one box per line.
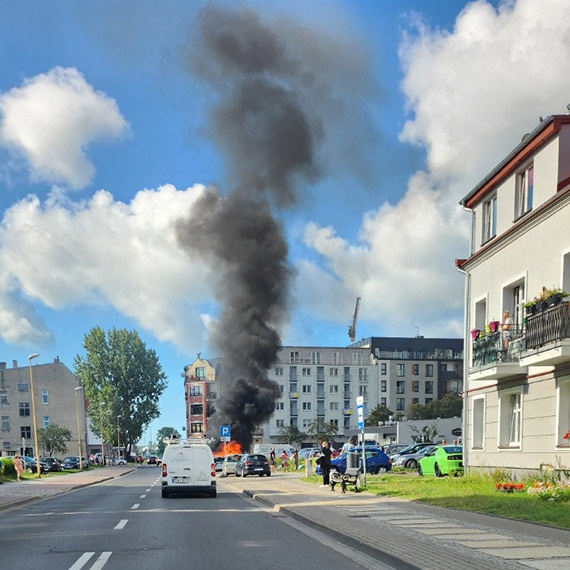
<box><xmin>418</xmin><ymin>445</ymin><xmax>463</xmax><ymax>477</ymax></box>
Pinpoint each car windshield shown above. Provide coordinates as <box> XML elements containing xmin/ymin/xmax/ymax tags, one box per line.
<box><xmin>443</xmin><ymin>446</ymin><xmax>462</xmax><ymax>453</ymax></box>
<box><xmin>247</xmin><ymin>455</ymin><xmax>267</xmax><ymax>461</ymax></box>
<box><xmin>226</xmin><ymin>455</ymin><xmax>240</xmax><ymax>462</ymax></box>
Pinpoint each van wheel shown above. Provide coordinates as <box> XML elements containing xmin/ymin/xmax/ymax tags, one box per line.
<box><xmin>161</xmin><ymin>488</ymin><xmax>169</xmax><ymax>498</ymax></box>
<box><xmin>210</xmin><ymin>489</ymin><xmax>217</xmax><ymax>498</ymax></box>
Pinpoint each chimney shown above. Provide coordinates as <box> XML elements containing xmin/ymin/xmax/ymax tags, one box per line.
<box><xmin>12</xmin><ymin>360</ymin><xmax>18</xmax><ymax>368</ymax></box>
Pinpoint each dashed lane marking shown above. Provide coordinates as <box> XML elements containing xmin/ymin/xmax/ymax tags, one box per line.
<box><xmin>90</xmin><ymin>552</ymin><xmax>112</xmax><ymax>570</ymax></box>
<box><xmin>145</xmin><ymin>488</ymin><xmax>151</xmax><ymax>492</ymax></box>
<box><xmin>68</xmin><ymin>552</ymin><xmax>94</xmax><ymax>570</ymax></box>
<box><xmin>114</xmin><ymin>520</ymin><xmax>128</xmax><ymax>530</ymax></box>
<box><xmin>131</xmin><ymin>504</ymin><xmax>140</xmax><ymax>510</ymax></box>
<box><xmin>140</xmin><ymin>494</ymin><xmax>146</xmax><ymax>499</ymax></box>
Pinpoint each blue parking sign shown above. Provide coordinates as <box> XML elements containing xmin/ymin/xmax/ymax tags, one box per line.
<box><xmin>220</xmin><ymin>425</ymin><xmax>231</xmax><ymax>439</ymax></box>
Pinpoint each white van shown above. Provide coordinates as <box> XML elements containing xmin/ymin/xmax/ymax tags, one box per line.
<box><xmin>161</xmin><ymin>440</ymin><xmax>216</xmax><ymax>498</ymax></box>
<box><xmin>252</xmin><ymin>444</ymin><xmax>295</xmax><ymax>457</ymax></box>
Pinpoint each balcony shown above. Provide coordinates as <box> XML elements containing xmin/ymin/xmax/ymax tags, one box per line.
<box><xmin>520</xmin><ymin>302</ymin><xmax>570</xmax><ymax>366</ymax></box>
<box><xmin>469</xmin><ymin>327</ymin><xmax>526</xmax><ymax>381</ymax></box>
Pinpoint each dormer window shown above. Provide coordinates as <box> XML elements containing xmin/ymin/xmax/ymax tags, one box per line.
<box><xmin>515</xmin><ymin>163</ymin><xmax>533</xmax><ymax>219</ymax></box>
<box><xmin>482</xmin><ymin>195</ymin><xmax>497</xmax><ymax>243</ymax></box>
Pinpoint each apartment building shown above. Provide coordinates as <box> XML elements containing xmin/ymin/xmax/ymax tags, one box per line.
<box><xmin>353</xmin><ymin>337</ymin><xmax>463</xmax><ymax>416</ymax></box>
<box><xmin>458</xmin><ymin>113</ymin><xmax>570</xmax><ymax>475</ymax></box>
<box><xmin>0</xmin><ymin>358</ymin><xmax>87</xmax><ymax>457</ymax></box>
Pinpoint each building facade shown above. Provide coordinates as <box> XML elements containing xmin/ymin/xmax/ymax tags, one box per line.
<box><xmin>0</xmin><ymin>359</ymin><xmax>87</xmax><ymax>458</ymax></box>
<box><xmin>458</xmin><ymin>113</ymin><xmax>570</xmax><ymax>475</ymax></box>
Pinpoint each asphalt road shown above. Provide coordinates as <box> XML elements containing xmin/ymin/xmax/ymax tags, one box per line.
<box><xmin>0</xmin><ymin>466</ymin><xmax>394</xmax><ymax>570</ymax></box>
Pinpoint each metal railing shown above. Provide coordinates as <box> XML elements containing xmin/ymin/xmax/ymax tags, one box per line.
<box><xmin>526</xmin><ymin>302</ymin><xmax>570</xmax><ymax>350</ymax></box>
<box><xmin>471</xmin><ymin>327</ymin><xmax>524</xmax><ymax>368</ymax></box>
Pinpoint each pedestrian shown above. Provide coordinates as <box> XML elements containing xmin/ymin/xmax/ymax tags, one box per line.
<box><xmin>293</xmin><ymin>449</ymin><xmax>299</xmax><ymax>470</ymax></box>
<box><xmin>501</xmin><ymin>310</ymin><xmax>513</xmax><ymax>350</ymax></box>
<box><xmin>318</xmin><ymin>441</ymin><xmax>332</xmax><ymax>487</ymax></box>
<box><xmin>269</xmin><ymin>448</ymin><xmax>276</xmax><ymax>472</ymax></box>
<box><xmin>281</xmin><ymin>450</ymin><xmax>289</xmax><ymax>471</ymax></box>
<box><xmin>14</xmin><ymin>454</ymin><xmax>24</xmax><ymax>482</ymax></box>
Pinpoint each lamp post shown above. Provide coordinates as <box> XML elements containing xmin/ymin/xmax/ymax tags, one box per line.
<box><xmin>28</xmin><ymin>353</ymin><xmax>41</xmax><ymax>478</ymax></box>
<box><xmin>100</xmin><ymin>402</ymin><xmax>105</xmax><ymax>467</ymax></box>
<box><xmin>75</xmin><ymin>387</ymin><xmax>83</xmax><ymax>470</ymax></box>
<box><xmin>117</xmin><ymin>415</ymin><xmax>122</xmax><ymax>463</ymax></box>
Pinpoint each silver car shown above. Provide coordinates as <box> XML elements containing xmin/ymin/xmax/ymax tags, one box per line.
<box><xmin>221</xmin><ymin>454</ymin><xmax>242</xmax><ymax>477</ymax></box>
<box><xmin>392</xmin><ymin>445</ymin><xmax>435</xmax><ymax>469</ymax></box>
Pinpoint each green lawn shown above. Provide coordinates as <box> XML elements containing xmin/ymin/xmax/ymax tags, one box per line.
<box><xmin>302</xmin><ymin>473</ymin><xmax>570</xmax><ymax>529</ymax></box>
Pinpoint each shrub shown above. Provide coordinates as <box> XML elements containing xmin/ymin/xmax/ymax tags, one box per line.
<box><xmin>1</xmin><ymin>458</ymin><xmax>17</xmax><ymax>478</ymax></box>
<box><xmin>527</xmin><ymin>480</ymin><xmax>570</xmax><ymax>502</ymax></box>
<box><xmin>489</xmin><ymin>468</ymin><xmax>512</xmax><ymax>483</ymax></box>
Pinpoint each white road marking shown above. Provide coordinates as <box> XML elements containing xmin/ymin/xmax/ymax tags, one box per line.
<box><xmin>131</xmin><ymin>504</ymin><xmax>140</xmax><ymax>510</ymax></box>
<box><xmin>114</xmin><ymin>520</ymin><xmax>128</xmax><ymax>530</ymax></box>
<box><xmin>68</xmin><ymin>552</ymin><xmax>94</xmax><ymax>570</ymax></box>
<box><xmin>146</xmin><ymin>488</ymin><xmax>151</xmax><ymax>492</ymax></box>
<box><xmin>140</xmin><ymin>494</ymin><xmax>146</xmax><ymax>498</ymax></box>
<box><xmin>90</xmin><ymin>552</ymin><xmax>112</xmax><ymax>570</ymax></box>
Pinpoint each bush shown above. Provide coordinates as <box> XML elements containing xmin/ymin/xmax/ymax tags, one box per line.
<box><xmin>1</xmin><ymin>458</ymin><xmax>17</xmax><ymax>478</ymax></box>
<box><xmin>489</xmin><ymin>468</ymin><xmax>512</xmax><ymax>483</ymax></box>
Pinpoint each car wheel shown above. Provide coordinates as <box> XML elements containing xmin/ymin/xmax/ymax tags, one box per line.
<box><xmin>161</xmin><ymin>488</ymin><xmax>169</xmax><ymax>498</ymax></box>
<box><xmin>378</xmin><ymin>466</ymin><xmax>387</xmax><ymax>473</ymax></box>
<box><xmin>258</xmin><ymin>473</ymin><xmax>263</xmax><ymax>477</ymax></box>
<box><xmin>406</xmin><ymin>459</ymin><xmax>417</xmax><ymax>469</ymax></box>
<box><xmin>243</xmin><ymin>473</ymin><xmax>248</xmax><ymax>478</ymax></box>
<box><xmin>434</xmin><ymin>463</ymin><xmax>443</xmax><ymax>477</ymax></box>
<box><xmin>266</xmin><ymin>472</ymin><xmax>271</xmax><ymax>477</ymax></box>
<box><xmin>418</xmin><ymin>464</ymin><xmax>423</xmax><ymax>476</ymax></box>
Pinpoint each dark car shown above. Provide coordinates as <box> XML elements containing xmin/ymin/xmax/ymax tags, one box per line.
<box><xmin>235</xmin><ymin>454</ymin><xmax>271</xmax><ymax>477</ymax></box>
<box><xmin>325</xmin><ymin>447</ymin><xmax>391</xmax><ymax>475</ymax></box>
<box><xmin>41</xmin><ymin>457</ymin><xmax>63</xmax><ymax>472</ymax></box>
<box><xmin>22</xmin><ymin>456</ymin><xmax>50</xmax><ymax>474</ymax></box>
<box><xmin>147</xmin><ymin>455</ymin><xmax>158</xmax><ymax>465</ymax></box>
<box><xmin>61</xmin><ymin>456</ymin><xmax>80</xmax><ymax>469</ymax></box>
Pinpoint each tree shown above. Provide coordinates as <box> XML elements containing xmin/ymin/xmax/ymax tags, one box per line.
<box><xmin>409</xmin><ymin>422</ymin><xmax>438</xmax><ymax>443</ymax></box>
<box><xmin>74</xmin><ymin>327</ymin><xmax>167</xmax><ymax>455</ymax></box>
<box><xmin>38</xmin><ymin>424</ymin><xmax>72</xmax><ymax>456</ymax></box>
<box><xmin>278</xmin><ymin>425</ymin><xmax>306</xmax><ymax>446</ymax></box>
<box><xmin>156</xmin><ymin>427</ymin><xmax>181</xmax><ymax>456</ymax></box>
<box><xmin>407</xmin><ymin>403</ymin><xmax>429</xmax><ymax>420</ymax></box>
<box><xmin>307</xmin><ymin>418</ymin><xmax>338</xmax><ymax>444</ymax></box>
<box><xmin>364</xmin><ymin>404</ymin><xmax>393</xmax><ymax>427</ymax></box>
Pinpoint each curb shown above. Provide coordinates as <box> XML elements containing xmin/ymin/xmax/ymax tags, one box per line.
<box><xmin>240</xmin><ymin>487</ymin><xmax>419</xmax><ymax>570</ymax></box>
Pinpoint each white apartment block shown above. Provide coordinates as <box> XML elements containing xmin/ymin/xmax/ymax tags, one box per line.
<box><xmin>459</xmin><ymin>113</ymin><xmax>570</xmax><ymax>475</ymax></box>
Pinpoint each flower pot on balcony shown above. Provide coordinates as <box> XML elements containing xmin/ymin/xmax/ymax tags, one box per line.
<box><xmin>536</xmin><ymin>299</ymin><xmax>547</xmax><ymax>311</ymax></box>
<box><xmin>489</xmin><ymin>320</ymin><xmax>500</xmax><ymax>333</ymax></box>
<box><xmin>547</xmin><ymin>293</ymin><xmax>563</xmax><ymax>307</ymax></box>
<box><xmin>471</xmin><ymin>329</ymin><xmax>480</xmax><ymax>340</ymax></box>
<box><xmin>525</xmin><ymin>304</ymin><xmax>536</xmax><ymax>316</ymax></box>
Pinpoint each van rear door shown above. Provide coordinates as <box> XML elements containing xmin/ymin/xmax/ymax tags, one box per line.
<box><xmin>191</xmin><ymin>446</ymin><xmax>213</xmax><ymax>485</ymax></box>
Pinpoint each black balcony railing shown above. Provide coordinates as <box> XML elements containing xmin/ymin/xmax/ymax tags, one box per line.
<box><xmin>526</xmin><ymin>302</ymin><xmax>570</xmax><ymax>350</ymax></box>
<box><xmin>472</xmin><ymin>327</ymin><xmax>524</xmax><ymax>368</ymax></box>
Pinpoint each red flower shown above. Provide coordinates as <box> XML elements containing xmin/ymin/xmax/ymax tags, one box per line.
<box><xmin>563</xmin><ymin>430</ymin><xmax>570</xmax><ymax>440</ymax></box>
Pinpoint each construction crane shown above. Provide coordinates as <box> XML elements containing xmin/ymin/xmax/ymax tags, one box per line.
<box><xmin>348</xmin><ymin>297</ymin><xmax>361</xmax><ymax>343</ymax></box>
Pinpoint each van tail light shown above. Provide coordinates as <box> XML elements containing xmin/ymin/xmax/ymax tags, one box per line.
<box><xmin>162</xmin><ymin>463</ymin><xmax>168</xmax><ymax>477</ymax></box>
<box><xmin>211</xmin><ymin>463</ymin><xmax>216</xmax><ymax>477</ymax></box>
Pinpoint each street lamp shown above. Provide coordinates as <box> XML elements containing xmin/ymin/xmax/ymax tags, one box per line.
<box><xmin>117</xmin><ymin>415</ymin><xmax>122</xmax><ymax>463</ymax></box>
<box><xmin>75</xmin><ymin>387</ymin><xmax>83</xmax><ymax>470</ymax></box>
<box><xmin>28</xmin><ymin>353</ymin><xmax>41</xmax><ymax>478</ymax></box>
<box><xmin>99</xmin><ymin>402</ymin><xmax>105</xmax><ymax>467</ymax></box>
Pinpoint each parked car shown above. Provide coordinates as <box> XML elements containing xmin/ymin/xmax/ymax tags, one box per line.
<box><xmin>22</xmin><ymin>456</ymin><xmax>50</xmax><ymax>474</ymax></box>
<box><xmin>388</xmin><ymin>442</ymin><xmax>432</xmax><ymax>460</ymax></box>
<box><xmin>324</xmin><ymin>447</ymin><xmax>391</xmax><ymax>475</ymax></box>
<box><xmin>235</xmin><ymin>454</ymin><xmax>271</xmax><ymax>477</ymax></box>
<box><xmin>221</xmin><ymin>454</ymin><xmax>242</xmax><ymax>477</ymax></box>
<box><xmin>384</xmin><ymin>443</ymin><xmax>410</xmax><ymax>456</ymax></box>
<box><xmin>418</xmin><ymin>446</ymin><xmax>463</xmax><ymax>477</ymax></box>
<box><xmin>61</xmin><ymin>456</ymin><xmax>81</xmax><ymax>469</ymax></box>
<box><xmin>392</xmin><ymin>446</ymin><xmax>435</xmax><ymax>469</ymax></box>
<box><xmin>298</xmin><ymin>448</ymin><xmax>320</xmax><ymax>460</ymax></box>
<box><xmin>214</xmin><ymin>457</ymin><xmax>224</xmax><ymax>472</ymax></box>
<box><xmin>41</xmin><ymin>457</ymin><xmax>63</xmax><ymax>472</ymax></box>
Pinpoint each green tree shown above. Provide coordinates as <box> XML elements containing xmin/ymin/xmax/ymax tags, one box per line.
<box><xmin>436</xmin><ymin>393</ymin><xmax>463</xmax><ymax>418</ymax></box>
<box><xmin>364</xmin><ymin>404</ymin><xmax>393</xmax><ymax>427</ymax></box>
<box><xmin>307</xmin><ymin>418</ymin><xmax>338</xmax><ymax>444</ymax></box>
<box><xmin>408</xmin><ymin>422</ymin><xmax>438</xmax><ymax>443</ymax></box>
<box><xmin>38</xmin><ymin>424</ymin><xmax>72</xmax><ymax>456</ymax></box>
<box><xmin>278</xmin><ymin>425</ymin><xmax>307</xmax><ymax>446</ymax></box>
<box><xmin>74</xmin><ymin>327</ymin><xmax>167</xmax><ymax>455</ymax></box>
<box><xmin>156</xmin><ymin>427</ymin><xmax>181</xmax><ymax>455</ymax></box>
<box><xmin>407</xmin><ymin>403</ymin><xmax>429</xmax><ymax>420</ymax></box>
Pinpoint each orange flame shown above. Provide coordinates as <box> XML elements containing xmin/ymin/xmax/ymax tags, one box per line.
<box><xmin>213</xmin><ymin>440</ymin><xmax>243</xmax><ymax>456</ymax></box>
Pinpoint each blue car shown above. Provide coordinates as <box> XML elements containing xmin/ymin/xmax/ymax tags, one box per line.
<box><xmin>317</xmin><ymin>446</ymin><xmax>391</xmax><ymax>475</ymax></box>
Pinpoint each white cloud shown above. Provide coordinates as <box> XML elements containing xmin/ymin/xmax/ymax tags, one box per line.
<box><xmin>300</xmin><ymin>0</ymin><xmax>570</xmax><ymax>337</ymax></box>
<box><xmin>0</xmin><ymin>67</ymin><xmax>128</xmax><ymax>189</ymax></box>
<box><xmin>0</xmin><ymin>184</ymin><xmax>212</xmax><ymax>350</ymax></box>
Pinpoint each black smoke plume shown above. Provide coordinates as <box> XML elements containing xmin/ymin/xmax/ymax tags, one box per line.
<box><xmin>176</xmin><ymin>6</ymin><xmax>376</xmax><ymax>449</ymax></box>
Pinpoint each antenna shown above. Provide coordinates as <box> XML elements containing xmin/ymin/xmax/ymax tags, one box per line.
<box><xmin>348</xmin><ymin>297</ymin><xmax>361</xmax><ymax>343</ymax></box>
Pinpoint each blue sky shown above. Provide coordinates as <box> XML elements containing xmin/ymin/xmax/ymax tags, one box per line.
<box><xmin>2</xmin><ymin>0</ymin><xmax>569</xmax><ymax>442</ymax></box>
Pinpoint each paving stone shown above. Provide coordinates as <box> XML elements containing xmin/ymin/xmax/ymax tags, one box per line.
<box><xmin>519</xmin><ymin>559</ymin><xmax>570</xmax><ymax>569</ymax></box>
<box><xmin>456</xmin><ymin>540</ymin><xmax>542</xmax><ymax>549</ymax></box>
<box><xmin>478</xmin><ymin>546</ymin><xmax>570</xmax><ymax>559</ymax></box>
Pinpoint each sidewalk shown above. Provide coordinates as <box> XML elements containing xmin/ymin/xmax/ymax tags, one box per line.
<box><xmin>0</xmin><ymin>465</ymin><xmax>137</xmax><ymax>511</ymax></box>
<box><xmin>220</xmin><ymin>473</ymin><xmax>570</xmax><ymax>570</ymax></box>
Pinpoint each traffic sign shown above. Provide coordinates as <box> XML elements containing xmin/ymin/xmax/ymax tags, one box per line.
<box><xmin>356</xmin><ymin>396</ymin><xmax>364</xmax><ymax>430</ymax></box>
<box><xmin>220</xmin><ymin>425</ymin><xmax>231</xmax><ymax>441</ymax></box>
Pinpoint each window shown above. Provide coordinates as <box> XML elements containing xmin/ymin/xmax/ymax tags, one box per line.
<box><xmin>0</xmin><ymin>391</ymin><xmax>7</xmax><ymax>404</ymax></box>
<box><xmin>43</xmin><ymin>416</ymin><xmax>50</xmax><ymax>428</ymax></box>
<box><xmin>302</xmin><ymin>402</ymin><xmax>311</xmax><ymax>411</ymax></box>
<box><xmin>279</xmin><ymin>385</ymin><xmax>284</xmax><ymax>393</ymax></box>
<box><xmin>21</xmin><ymin>426</ymin><xmax>31</xmax><ymax>439</ymax></box>
<box><xmin>302</xmin><ymin>419</ymin><xmax>311</xmax><ymax>428</ymax></box>
<box><xmin>311</xmin><ymin>351</ymin><xmax>321</xmax><ymax>364</ymax></box>
<box><xmin>380</xmin><ymin>397</ymin><xmax>387</xmax><ymax>406</ymax></box>
<box><xmin>275</xmin><ymin>367</ymin><xmax>284</xmax><ymax>376</ymax></box>
<box><xmin>426</xmin><ymin>364</ymin><xmax>434</xmax><ymax>377</ymax></box>
<box><xmin>330</xmin><ymin>402</ymin><xmax>339</xmax><ymax>411</ymax></box>
<box><xmin>396</xmin><ymin>381</ymin><xmax>405</xmax><ymax>394</ymax></box>
<box><xmin>425</xmin><ymin>398</ymin><xmax>433</xmax><ymax>405</ymax></box>
<box><xmin>344</xmin><ymin>417</ymin><xmax>351</xmax><ymax>429</ymax></box>
<box><xmin>352</xmin><ymin>352</ymin><xmax>363</xmax><ymax>365</ymax></box>
<box><xmin>381</xmin><ymin>380</ymin><xmax>387</xmax><ymax>392</ymax></box>
<box><xmin>359</xmin><ymin>368</ymin><xmax>367</xmax><ymax>382</ymax></box>
<box><xmin>189</xmin><ymin>385</ymin><xmax>202</xmax><ymax>397</ymax></box>
<box><xmin>558</xmin><ymin>379</ymin><xmax>570</xmax><ymax>446</ymax></box>
<box><xmin>42</xmin><ymin>390</ymin><xmax>49</xmax><ymax>405</ymax></box>
<box><xmin>302</xmin><ymin>385</ymin><xmax>311</xmax><ymax>393</ymax></box>
<box><xmin>190</xmin><ymin>422</ymin><xmax>204</xmax><ymax>433</ymax></box>
<box><xmin>290</xmin><ymin>351</ymin><xmax>299</xmax><ymax>364</ymax></box>
<box><xmin>515</xmin><ymin>164</ymin><xmax>533</xmax><ymax>219</ymax></box>
<box><xmin>425</xmin><ymin>381</ymin><xmax>433</xmax><ymax>395</ymax></box>
<box><xmin>2</xmin><ymin>441</ymin><xmax>9</xmax><ymax>450</ymax></box>
<box><xmin>380</xmin><ymin>363</ymin><xmax>387</xmax><ymax>375</ymax></box>
<box><xmin>396</xmin><ymin>364</ymin><xmax>405</xmax><ymax>377</ymax></box>
<box><xmin>359</xmin><ymin>386</ymin><xmax>368</xmax><ymax>398</ymax></box>
<box><xmin>276</xmin><ymin>419</ymin><xmax>285</xmax><ymax>428</ymax></box>
<box><xmin>396</xmin><ymin>398</ymin><xmax>405</xmax><ymax>411</ymax></box>
<box><xmin>1</xmin><ymin>416</ymin><xmax>9</xmax><ymax>431</ymax></box>
<box><xmin>330</xmin><ymin>368</ymin><xmax>338</xmax><ymax>376</ymax></box>
<box><xmin>275</xmin><ymin>402</ymin><xmax>284</xmax><ymax>410</ymax></box>
<box><xmin>412</xmin><ymin>381</ymin><xmax>419</xmax><ymax>393</ymax></box>
<box><xmin>482</xmin><ymin>195</ymin><xmax>497</xmax><ymax>243</ymax></box>
<box><xmin>19</xmin><ymin>402</ymin><xmax>30</xmax><ymax>417</ymax></box>
<box><xmin>302</xmin><ymin>368</ymin><xmax>311</xmax><ymax>376</ymax></box>
<box><xmin>472</xmin><ymin>397</ymin><xmax>485</xmax><ymax>449</ymax></box>
<box><xmin>508</xmin><ymin>392</ymin><xmax>522</xmax><ymax>446</ymax></box>
<box><xmin>331</xmin><ymin>352</ymin><xmax>341</xmax><ymax>365</ymax></box>
<box><xmin>412</xmin><ymin>364</ymin><xmax>419</xmax><ymax>376</ymax></box>
<box><xmin>17</xmin><ymin>383</ymin><xmax>29</xmax><ymax>392</ymax></box>
<box><xmin>330</xmin><ymin>419</ymin><xmax>339</xmax><ymax>428</ymax></box>
<box><xmin>195</xmin><ymin>367</ymin><xmax>205</xmax><ymax>379</ymax></box>
<box><xmin>190</xmin><ymin>404</ymin><xmax>203</xmax><ymax>416</ymax></box>
<box><xmin>412</xmin><ymin>398</ymin><xmax>419</xmax><ymax>405</ymax></box>
<box><xmin>330</xmin><ymin>385</ymin><xmax>339</xmax><ymax>394</ymax></box>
